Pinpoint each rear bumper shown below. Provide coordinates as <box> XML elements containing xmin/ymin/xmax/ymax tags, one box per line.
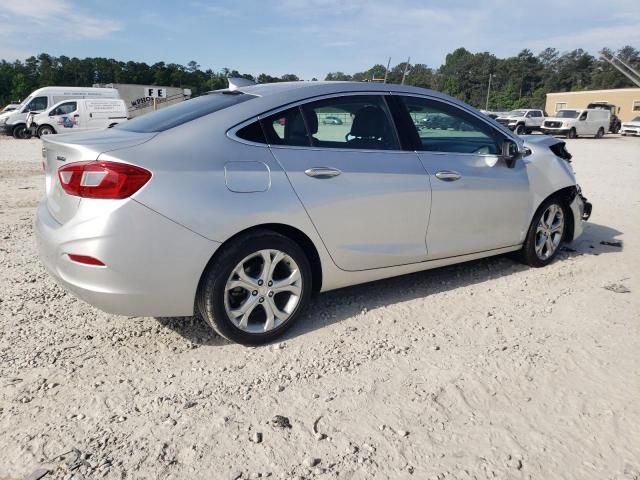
<box><xmin>35</xmin><ymin>198</ymin><xmax>221</xmax><ymax>317</ymax></box>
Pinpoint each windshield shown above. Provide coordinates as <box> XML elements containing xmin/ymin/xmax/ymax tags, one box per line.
<box><xmin>556</xmin><ymin>110</ymin><xmax>580</xmax><ymax>119</ymax></box>
<box><xmin>18</xmin><ymin>96</ymin><xmax>32</xmax><ymax>111</ymax></box>
<box><xmin>508</xmin><ymin>110</ymin><xmax>526</xmax><ymax>117</ymax></box>
<box><xmin>115</xmin><ymin>92</ymin><xmax>256</xmax><ymax>133</ymax></box>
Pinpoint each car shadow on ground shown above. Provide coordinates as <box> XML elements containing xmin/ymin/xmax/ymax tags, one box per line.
<box><xmin>156</xmin><ymin>222</ymin><xmax>622</xmax><ymax>346</ymax></box>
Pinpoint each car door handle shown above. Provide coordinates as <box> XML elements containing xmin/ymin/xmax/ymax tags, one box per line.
<box><xmin>435</xmin><ymin>170</ymin><xmax>462</xmax><ymax>181</ymax></box>
<box><xmin>304</xmin><ymin>167</ymin><xmax>342</xmax><ymax>178</ymax></box>
<box><xmin>73</xmin><ymin>114</ymin><xmax>80</xmax><ymax>118</ymax></box>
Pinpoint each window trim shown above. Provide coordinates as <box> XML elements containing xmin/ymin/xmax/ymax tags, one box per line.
<box><xmin>632</xmin><ymin>99</ymin><xmax>640</xmax><ymax>112</ymax></box>
<box><xmin>227</xmin><ymin>91</ymin><xmax>411</xmax><ymax>154</ymax></box>
<box><xmin>391</xmin><ymin>93</ymin><xmax>510</xmax><ymax>157</ymax></box>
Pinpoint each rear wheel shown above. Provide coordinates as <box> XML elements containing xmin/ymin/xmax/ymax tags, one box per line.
<box><xmin>519</xmin><ymin>198</ymin><xmax>567</xmax><ymax>267</ymax></box>
<box><xmin>37</xmin><ymin>125</ymin><xmax>55</xmax><ymax>137</ymax></box>
<box><xmin>198</xmin><ymin>230</ymin><xmax>312</xmax><ymax>345</ymax></box>
<box><xmin>595</xmin><ymin>127</ymin><xmax>605</xmax><ymax>139</ymax></box>
<box><xmin>567</xmin><ymin>128</ymin><xmax>577</xmax><ymax>139</ymax></box>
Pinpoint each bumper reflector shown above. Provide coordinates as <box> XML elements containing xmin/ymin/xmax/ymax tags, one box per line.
<box><xmin>67</xmin><ymin>254</ymin><xmax>106</xmax><ymax>266</ymax></box>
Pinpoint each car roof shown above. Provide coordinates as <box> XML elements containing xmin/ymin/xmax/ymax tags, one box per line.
<box><xmin>218</xmin><ymin>81</ymin><xmax>494</xmax><ymax>126</ymax></box>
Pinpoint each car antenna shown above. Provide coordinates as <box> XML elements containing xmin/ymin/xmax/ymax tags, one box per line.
<box><xmin>228</xmin><ymin>77</ymin><xmax>257</xmax><ymax>91</ymax></box>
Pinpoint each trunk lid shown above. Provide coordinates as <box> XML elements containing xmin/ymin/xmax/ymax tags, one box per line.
<box><xmin>42</xmin><ymin>129</ymin><xmax>156</xmax><ymax>224</ymax></box>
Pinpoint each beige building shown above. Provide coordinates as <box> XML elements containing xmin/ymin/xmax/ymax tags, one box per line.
<box><xmin>545</xmin><ymin>88</ymin><xmax>640</xmax><ymax>122</ymax></box>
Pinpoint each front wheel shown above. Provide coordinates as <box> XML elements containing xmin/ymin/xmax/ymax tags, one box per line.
<box><xmin>37</xmin><ymin>125</ymin><xmax>55</xmax><ymax>137</ymax></box>
<box><xmin>567</xmin><ymin>128</ymin><xmax>577</xmax><ymax>139</ymax></box>
<box><xmin>519</xmin><ymin>198</ymin><xmax>567</xmax><ymax>267</ymax></box>
<box><xmin>12</xmin><ymin>125</ymin><xmax>29</xmax><ymax>139</ymax></box>
<box><xmin>515</xmin><ymin>124</ymin><xmax>526</xmax><ymax>135</ymax></box>
<box><xmin>198</xmin><ymin>230</ymin><xmax>312</xmax><ymax>345</ymax></box>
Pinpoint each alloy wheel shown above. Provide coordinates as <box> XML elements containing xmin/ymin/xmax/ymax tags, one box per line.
<box><xmin>535</xmin><ymin>204</ymin><xmax>564</xmax><ymax>261</ymax></box>
<box><xmin>223</xmin><ymin>249</ymin><xmax>302</xmax><ymax>333</ymax></box>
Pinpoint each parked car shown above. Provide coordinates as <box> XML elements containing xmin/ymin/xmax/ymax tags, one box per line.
<box><xmin>495</xmin><ymin>109</ymin><xmax>545</xmax><ymax>134</ymax></box>
<box><xmin>322</xmin><ymin>115</ymin><xmax>343</xmax><ymax>125</ymax></box>
<box><xmin>620</xmin><ymin>116</ymin><xmax>640</xmax><ymax>136</ymax></box>
<box><xmin>541</xmin><ymin>109</ymin><xmax>610</xmax><ymax>138</ymax></box>
<box><xmin>1</xmin><ymin>103</ymin><xmax>20</xmax><ymax>113</ymax></box>
<box><xmin>0</xmin><ymin>86</ymin><xmax>120</xmax><ymax>139</ymax></box>
<box><xmin>36</xmin><ymin>82</ymin><xmax>592</xmax><ymax>345</ymax></box>
<box><xmin>587</xmin><ymin>102</ymin><xmax>621</xmax><ymax>133</ymax></box>
<box><xmin>27</xmin><ymin>99</ymin><xmax>128</xmax><ymax>137</ymax></box>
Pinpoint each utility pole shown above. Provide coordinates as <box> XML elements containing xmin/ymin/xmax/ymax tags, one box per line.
<box><xmin>383</xmin><ymin>57</ymin><xmax>391</xmax><ymax>84</ymax></box>
<box><xmin>401</xmin><ymin>57</ymin><xmax>411</xmax><ymax>85</ymax></box>
<box><xmin>485</xmin><ymin>73</ymin><xmax>493</xmax><ymax>111</ymax></box>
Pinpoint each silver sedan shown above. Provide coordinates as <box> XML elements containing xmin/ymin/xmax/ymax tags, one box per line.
<box><xmin>36</xmin><ymin>81</ymin><xmax>592</xmax><ymax>345</ymax></box>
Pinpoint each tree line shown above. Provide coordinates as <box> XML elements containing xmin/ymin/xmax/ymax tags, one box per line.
<box><xmin>1</xmin><ymin>46</ymin><xmax>638</xmax><ymax>110</ymax></box>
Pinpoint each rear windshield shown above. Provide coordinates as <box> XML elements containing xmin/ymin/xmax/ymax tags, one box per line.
<box><xmin>556</xmin><ymin>110</ymin><xmax>579</xmax><ymax>119</ymax></box>
<box><xmin>115</xmin><ymin>92</ymin><xmax>255</xmax><ymax>133</ymax></box>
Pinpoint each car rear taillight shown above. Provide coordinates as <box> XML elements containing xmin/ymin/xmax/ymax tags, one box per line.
<box><xmin>58</xmin><ymin>161</ymin><xmax>151</xmax><ymax>199</ymax></box>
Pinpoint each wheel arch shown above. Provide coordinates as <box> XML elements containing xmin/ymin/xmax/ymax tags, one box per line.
<box><xmin>532</xmin><ymin>186</ymin><xmax>578</xmax><ymax>241</ymax></box>
<box><xmin>197</xmin><ymin>223</ymin><xmax>323</xmax><ymax>297</ymax></box>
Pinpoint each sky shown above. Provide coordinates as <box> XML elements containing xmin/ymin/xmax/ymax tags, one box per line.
<box><xmin>0</xmin><ymin>0</ymin><xmax>639</xmax><ymax>80</ymax></box>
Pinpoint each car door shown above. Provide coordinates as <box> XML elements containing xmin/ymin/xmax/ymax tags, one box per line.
<box><xmin>264</xmin><ymin>94</ymin><xmax>431</xmax><ymax>271</ymax></box>
<box><xmin>50</xmin><ymin>101</ymin><xmax>79</xmax><ymax>132</ymax></box>
<box><xmin>394</xmin><ymin>94</ymin><xmax>531</xmax><ymax>259</ymax></box>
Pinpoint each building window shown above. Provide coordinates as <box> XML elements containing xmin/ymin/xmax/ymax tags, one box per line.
<box><xmin>555</xmin><ymin>102</ymin><xmax>567</xmax><ymax>112</ymax></box>
<box><xmin>633</xmin><ymin>100</ymin><xmax>640</xmax><ymax>112</ymax></box>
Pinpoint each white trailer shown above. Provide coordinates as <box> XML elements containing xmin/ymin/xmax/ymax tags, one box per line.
<box><xmin>93</xmin><ymin>83</ymin><xmax>192</xmax><ymax>118</ymax></box>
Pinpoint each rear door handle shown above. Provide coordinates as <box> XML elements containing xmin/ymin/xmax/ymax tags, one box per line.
<box><xmin>304</xmin><ymin>167</ymin><xmax>342</xmax><ymax>178</ymax></box>
<box><xmin>435</xmin><ymin>170</ymin><xmax>462</xmax><ymax>182</ymax></box>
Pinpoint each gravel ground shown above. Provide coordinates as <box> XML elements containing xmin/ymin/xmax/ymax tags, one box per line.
<box><xmin>0</xmin><ymin>135</ymin><xmax>639</xmax><ymax>480</ymax></box>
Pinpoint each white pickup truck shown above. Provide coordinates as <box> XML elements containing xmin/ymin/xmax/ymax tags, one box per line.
<box><xmin>495</xmin><ymin>109</ymin><xmax>545</xmax><ymax>134</ymax></box>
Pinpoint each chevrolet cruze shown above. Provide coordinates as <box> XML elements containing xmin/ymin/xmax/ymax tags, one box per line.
<box><xmin>36</xmin><ymin>81</ymin><xmax>592</xmax><ymax>345</ymax></box>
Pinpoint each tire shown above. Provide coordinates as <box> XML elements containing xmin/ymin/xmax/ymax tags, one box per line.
<box><xmin>612</xmin><ymin>123</ymin><xmax>620</xmax><ymax>134</ymax></box>
<box><xmin>12</xmin><ymin>124</ymin><xmax>29</xmax><ymax>139</ymax></box>
<box><xmin>198</xmin><ymin>230</ymin><xmax>312</xmax><ymax>345</ymax></box>
<box><xmin>37</xmin><ymin>125</ymin><xmax>55</xmax><ymax>137</ymax></box>
<box><xmin>519</xmin><ymin>197</ymin><xmax>567</xmax><ymax>268</ymax></box>
<box><xmin>567</xmin><ymin>128</ymin><xmax>577</xmax><ymax>139</ymax></box>
<box><xmin>595</xmin><ymin>127</ymin><xmax>605</xmax><ymax>139</ymax></box>
<box><xmin>515</xmin><ymin>124</ymin><xmax>526</xmax><ymax>135</ymax></box>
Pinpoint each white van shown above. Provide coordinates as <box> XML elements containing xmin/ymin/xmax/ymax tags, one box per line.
<box><xmin>28</xmin><ymin>99</ymin><xmax>128</xmax><ymax>137</ymax></box>
<box><xmin>0</xmin><ymin>86</ymin><xmax>119</xmax><ymax>139</ymax></box>
<box><xmin>541</xmin><ymin>108</ymin><xmax>610</xmax><ymax>138</ymax></box>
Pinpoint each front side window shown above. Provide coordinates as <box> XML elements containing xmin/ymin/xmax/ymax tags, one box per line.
<box><xmin>400</xmin><ymin>96</ymin><xmax>501</xmax><ymax>155</ymax></box>
<box><xmin>50</xmin><ymin>102</ymin><xmax>77</xmax><ymax>116</ymax></box>
<box><xmin>579</xmin><ymin>111</ymin><xmax>588</xmax><ymax>121</ymax></box>
<box><xmin>24</xmin><ymin>96</ymin><xmax>47</xmax><ymax>112</ymax></box>
<box><xmin>300</xmin><ymin>95</ymin><xmax>398</xmax><ymax>150</ymax></box>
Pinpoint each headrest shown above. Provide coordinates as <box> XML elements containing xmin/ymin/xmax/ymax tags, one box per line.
<box><xmin>350</xmin><ymin>106</ymin><xmax>387</xmax><ymax>139</ymax></box>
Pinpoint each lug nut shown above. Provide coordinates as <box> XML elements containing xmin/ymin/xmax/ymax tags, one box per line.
<box><xmin>252</xmin><ymin>290</ymin><xmax>258</xmax><ymax>296</ymax></box>
<box><xmin>268</xmin><ymin>281</ymin><xmax>273</xmax><ymax>287</ymax></box>
<box><xmin>258</xmin><ymin>280</ymin><xmax>263</xmax><ymax>286</ymax></box>
<box><xmin>259</xmin><ymin>297</ymin><xmax>264</xmax><ymax>303</ymax></box>
<box><xmin>268</xmin><ymin>292</ymin><xmax>274</xmax><ymax>297</ymax></box>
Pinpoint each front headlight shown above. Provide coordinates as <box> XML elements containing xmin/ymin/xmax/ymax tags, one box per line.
<box><xmin>0</xmin><ymin>117</ymin><xmax>7</xmax><ymax>125</ymax></box>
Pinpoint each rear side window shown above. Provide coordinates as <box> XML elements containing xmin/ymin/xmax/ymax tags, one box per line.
<box><xmin>236</xmin><ymin>120</ymin><xmax>267</xmax><ymax>143</ymax></box>
<box><xmin>115</xmin><ymin>92</ymin><xmax>255</xmax><ymax>133</ymax></box>
<box><xmin>301</xmin><ymin>95</ymin><xmax>398</xmax><ymax>150</ymax></box>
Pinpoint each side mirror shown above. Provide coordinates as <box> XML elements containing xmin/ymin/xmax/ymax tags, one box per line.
<box><xmin>502</xmin><ymin>139</ymin><xmax>522</xmax><ymax>168</ymax></box>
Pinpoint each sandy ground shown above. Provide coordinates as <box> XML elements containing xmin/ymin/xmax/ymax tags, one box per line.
<box><xmin>0</xmin><ymin>134</ymin><xmax>639</xmax><ymax>480</ymax></box>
